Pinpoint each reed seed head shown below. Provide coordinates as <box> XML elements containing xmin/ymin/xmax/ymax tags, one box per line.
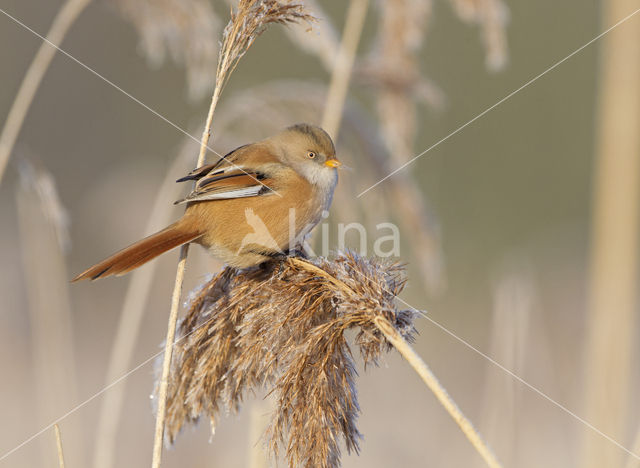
<box><xmin>216</xmin><ymin>0</ymin><xmax>315</xmax><ymax>93</ymax></box>
<box><xmin>161</xmin><ymin>252</ymin><xmax>418</xmax><ymax>468</ymax></box>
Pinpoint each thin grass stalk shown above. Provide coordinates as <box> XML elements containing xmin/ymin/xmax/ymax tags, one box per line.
<box><xmin>54</xmin><ymin>425</ymin><xmax>65</xmax><ymax>468</ymax></box>
<box><xmin>149</xmin><ymin>52</ymin><xmax>220</xmax><ymax>468</ymax></box>
<box><xmin>196</xmin><ymin>85</ymin><xmax>223</xmax><ymax>167</ymax></box>
<box><xmin>150</xmin><ymin>27</ymin><xmax>222</xmax><ymax>468</ymax></box>
<box><xmin>151</xmin><ymin>39</ymin><xmax>226</xmax><ymax>468</ymax></box>
<box><xmin>373</xmin><ymin>317</ymin><xmax>502</xmax><ymax>468</ymax></box>
<box><xmin>0</xmin><ymin>0</ymin><xmax>92</xmax><ymax>185</ymax></box>
<box><xmin>151</xmin><ymin>3</ymin><xmax>313</xmax><ymax>466</ymax></box>
<box><xmin>149</xmin><ymin>32</ymin><xmax>226</xmax><ymax>468</ymax></box>
<box><xmin>93</xmin><ymin>146</ymin><xmax>193</xmax><ymax>468</ymax></box>
<box><xmin>583</xmin><ymin>1</ymin><xmax>640</xmax><ymax>466</ymax></box>
<box><xmin>151</xmin><ymin>245</ymin><xmax>189</xmax><ymax>468</ymax></box>
<box><xmin>321</xmin><ymin>0</ymin><xmax>369</xmax><ymax>139</ymax></box>
<box><xmin>289</xmin><ymin>258</ymin><xmax>501</xmax><ymax>467</ymax></box>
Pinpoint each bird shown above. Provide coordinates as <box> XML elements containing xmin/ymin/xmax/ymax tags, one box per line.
<box><xmin>72</xmin><ymin>123</ymin><xmax>341</xmax><ymax>281</ymax></box>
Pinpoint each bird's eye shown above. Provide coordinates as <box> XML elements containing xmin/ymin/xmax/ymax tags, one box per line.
<box><xmin>307</xmin><ymin>151</ymin><xmax>317</xmax><ymax>159</ymax></box>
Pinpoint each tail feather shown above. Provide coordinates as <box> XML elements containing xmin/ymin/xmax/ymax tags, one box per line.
<box><xmin>72</xmin><ymin>224</ymin><xmax>201</xmax><ymax>281</ymax></box>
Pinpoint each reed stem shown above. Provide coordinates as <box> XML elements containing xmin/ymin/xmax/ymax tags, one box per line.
<box><xmin>151</xmin><ymin>246</ymin><xmax>190</xmax><ymax>468</ymax></box>
<box><xmin>321</xmin><ymin>0</ymin><xmax>369</xmax><ymax>140</ymax></box>
<box><xmin>583</xmin><ymin>2</ymin><xmax>640</xmax><ymax>466</ymax></box>
<box><xmin>93</xmin><ymin>149</ymin><xmax>191</xmax><ymax>468</ymax></box>
<box><xmin>151</xmin><ymin>16</ymin><xmax>229</xmax><ymax>468</ymax></box>
<box><xmin>373</xmin><ymin>317</ymin><xmax>502</xmax><ymax>468</ymax></box>
<box><xmin>54</xmin><ymin>425</ymin><xmax>65</xmax><ymax>468</ymax></box>
<box><xmin>290</xmin><ymin>257</ymin><xmax>502</xmax><ymax>467</ymax></box>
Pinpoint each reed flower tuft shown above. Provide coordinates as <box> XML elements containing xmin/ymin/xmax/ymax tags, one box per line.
<box><xmin>161</xmin><ymin>252</ymin><xmax>417</xmax><ymax>468</ymax></box>
<box><xmin>216</xmin><ymin>0</ymin><xmax>315</xmax><ymax>94</ymax></box>
<box><xmin>448</xmin><ymin>0</ymin><xmax>510</xmax><ymax>71</ymax></box>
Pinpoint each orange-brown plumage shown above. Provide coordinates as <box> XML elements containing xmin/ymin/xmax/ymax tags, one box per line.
<box><xmin>72</xmin><ymin>223</ymin><xmax>202</xmax><ymax>281</ymax></box>
<box><xmin>73</xmin><ymin>124</ymin><xmax>341</xmax><ymax>281</ymax></box>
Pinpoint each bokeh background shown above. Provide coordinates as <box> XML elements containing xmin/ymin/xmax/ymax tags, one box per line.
<box><xmin>1</xmin><ymin>0</ymin><xmax>639</xmax><ymax>467</ymax></box>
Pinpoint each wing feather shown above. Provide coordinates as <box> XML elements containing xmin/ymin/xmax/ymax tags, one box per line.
<box><xmin>174</xmin><ymin>171</ymin><xmax>274</xmax><ymax>205</ymax></box>
<box><xmin>176</xmin><ymin>144</ymin><xmax>250</xmax><ymax>183</ymax></box>
<box><xmin>174</xmin><ymin>144</ymin><xmax>280</xmax><ymax>204</ymax></box>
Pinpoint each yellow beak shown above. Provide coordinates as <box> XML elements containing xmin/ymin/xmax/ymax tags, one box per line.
<box><xmin>325</xmin><ymin>159</ymin><xmax>342</xmax><ymax>168</ymax></box>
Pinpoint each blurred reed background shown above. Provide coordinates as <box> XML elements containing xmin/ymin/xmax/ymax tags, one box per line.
<box><xmin>0</xmin><ymin>0</ymin><xmax>639</xmax><ymax>467</ymax></box>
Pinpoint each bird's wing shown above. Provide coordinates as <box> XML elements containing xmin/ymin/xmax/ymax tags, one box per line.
<box><xmin>174</xmin><ymin>145</ymin><xmax>280</xmax><ymax>204</ymax></box>
<box><xmin>175</xmin><ymin>144</ymin><xmax>250</xmax><ymax>183</ymax></box>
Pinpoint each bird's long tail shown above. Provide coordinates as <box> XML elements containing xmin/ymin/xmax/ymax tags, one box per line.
<box><xmin>72</xmin><ymin>222</ymin><xmax>202</xmax><ymax>281</ymax></box>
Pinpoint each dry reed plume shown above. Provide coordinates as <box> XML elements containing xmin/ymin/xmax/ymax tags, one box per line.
<box><xmin>448</xmin><ymin>0</ymin><xmax>509</xmax><ymax>71</ymax></box>
<box><xmin>162</xmin><ymin>252</ymin><xmax>417</xmax><ymax>468</ymax></box>
<box><xmin>195</xmin><ymin>0</ymin><xmax>314</xmax><ymax>168</ymax></box>
<box><xmin>152</xmin><ymin>2</ymin><xmax>315</xmax><ymax>466</ymax></box>
<box><xmin>363</xmin><ymin>0</ymin><xmax>437</xmax><ymax>162</ymax></box>
<box><xmin>353</xmin><ymin>0</ymin><xmax>509</xmax><ymax>293</ymax></box>
<box><xmin>360</xmin><ymin>0</ymin><xmax>443</xmax><ymax>293</ymax></box>
<box><xmin>215</xmin><ymin>0</ymin><xmax>314</xmax><ymax>96</ymax></box>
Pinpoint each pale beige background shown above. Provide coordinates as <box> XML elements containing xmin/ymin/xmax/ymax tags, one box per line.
<box><xmin>1</xmin><ymin>1</ymin><xmax>638</xmax><ymax>467</ymax></box>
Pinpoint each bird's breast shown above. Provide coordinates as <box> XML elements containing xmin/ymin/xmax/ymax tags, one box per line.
<box><xmin>183</xmin><ymin>175</ymin><xmax>328</xmax><ymax>267</ymax></box>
